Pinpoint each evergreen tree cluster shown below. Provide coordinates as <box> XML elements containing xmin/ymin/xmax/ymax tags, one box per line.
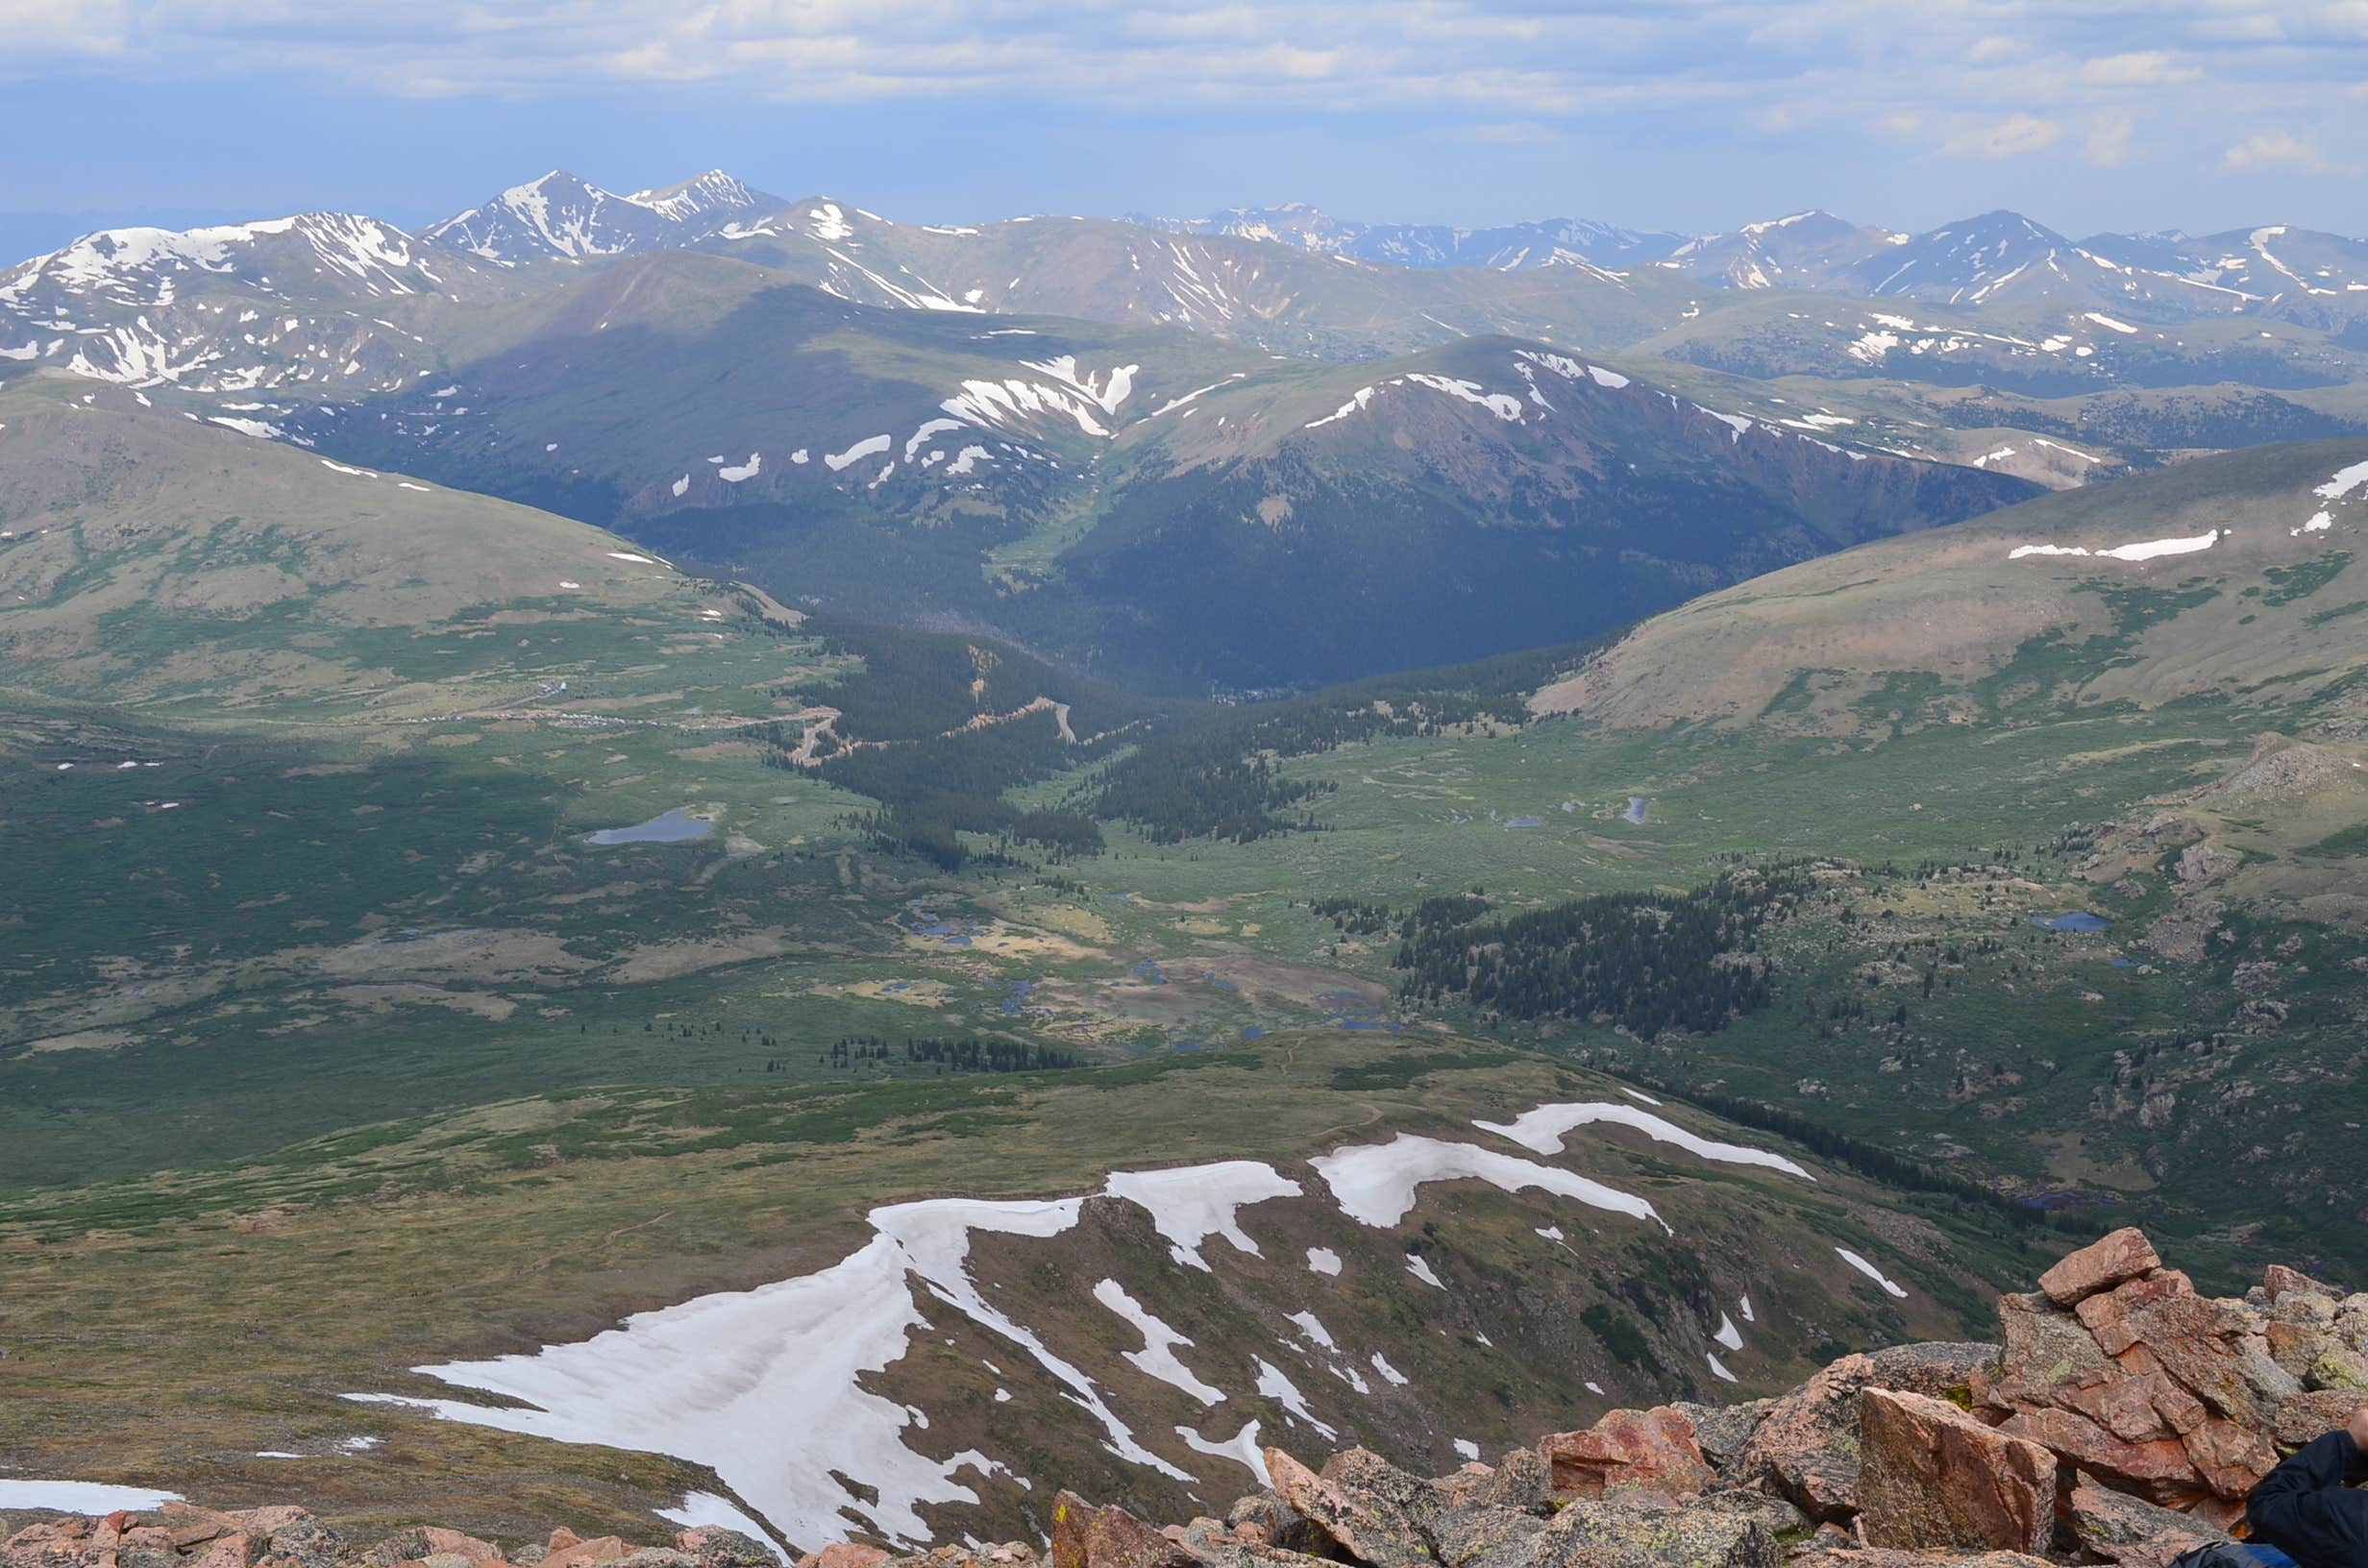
<box><xmin>1092</xmin><ymin>635</ymin><xmax>1613</xmax><ymax>842</ymax></box>
<box><xmin>1395</xmin><ymin>869</ymin><xmax>1806</xmax><ymax>1038</ymax></box>
<box><xmin>820</xmin><ymin>1034</ymin><xmax>1080</xmax><ymax>1072</ymax></box>
<box><xmin>1308</xmin><ymin>897</ymin><xmax>1394</xmax><ymax>936</ymax></box>
<box><xmin>756</xmin><ymin>619</ymin><xmax>1156</xmax><ymax>870</ymax></box>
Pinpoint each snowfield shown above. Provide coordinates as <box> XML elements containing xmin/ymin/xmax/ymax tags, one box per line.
<box><xmin>352</xmin><ymin>1108</ymin><xmax>1786</xmax><ymax>1552</ymax></box>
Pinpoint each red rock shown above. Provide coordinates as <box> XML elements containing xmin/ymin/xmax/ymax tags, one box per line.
<box><xmin>543</xmin><ymin>1537</ymin><xmax>628</xmax><ymax>1568</ymax></box>
<box><xmin>1734</xmin><ymin>1344</ymin><xmax>2000</xmax><ymax>1523</ymax></box>
<box><xmin>1857</xmin><ymin>1388</ymin><xmax>2056</xmax><ymax>1555</ymax></box>
<box><xmin>1540</xmin><ymin>1407</ymin><xmax>1714</xmax><ymax>1498</ymax></box>
<box><xmin>2039</xmin><ymin>1229</ymin><xmax>2163</xmax><ymax>1307</ymax></box>
<box><xmin>792</xmin><ymin>1546</ymin><xmax>889</xmax><ymax>1568</ymax></box>
<box><xmin>187</xmin><ymin>1535</ymin><xmax>253</xmax><ymax>1568</ymax></box>
<box><xmin>2124</xmin><ymin>1294</ymin><xmax>2275</xmax><ymax>1426</ymax></box>
<box><xmin>422</xmin><ymin>1532</ymin><xmax>505</xmax><ymax>1564</ymax></box>
<box><xmin>223</xmin><ymin>1510</ymin><xmax>312</xmax><ymax>1539</ymax></box>
<box><xmin>549</xmin><ymin>1533</ymin><xmax>585</xmax><ymax>1555</ymax></box>
<box><xmin>2265</xmin><ymin>1265</ymin><xmax>2337</xmax><ymax>1303</ymax></box>
<box><xmin>2179</xmin><ymin>1416</ymin><xmax>2277</xmax><ymax>1498</ymax></box>
<box><xmin>1259</xmin><ymin>1449</ymin><xmax>1439</xmax><ymax>1568</ymax></box>
<box><xmin>1993</xmin><ymin>1406</ymin><xmax>2203</xmax><ymax>1505</ymax></box>
<box><xmin>2058</xmin><ymin>1476</ymin><xmax>2223</xmax><ymax>1568</ymax></box>
<box><xmin>2274</xmin><ymin>1389</ymin><xmax>2363</xmax><ymax>1446</ymax></box>
<box><xmin>1048</xmin><ymin>1492</ymin><xmax>1195</xmax><ymax>1568</ymax></box>
<box><xmin>2077</xmin><ymin>1272</ymin><xmax>2196</xmax><ymax>1355</ymax></box>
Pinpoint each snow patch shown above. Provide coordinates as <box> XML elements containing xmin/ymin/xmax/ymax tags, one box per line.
<box><xmin>1836</xmin><ymin>1247</ymin><xmax>1910</xmax><ymax>1298</ymax></box>
<box><xmin>1474</xmin><ymin>1103</ymin><xmax>1813</xmax><ymax>1180</ymax></box>
<box><xmin>824</xmin><ymin>434</ymin><xmax>892</xmax><ymax>472</ymax></box>
<box><xmin>1103</xmin><ymin>1161</ymin><xmax>1300</xmax><ymax>1271</ymax></box>
<box><xmin>1093</xmin><ymin>1279</ymin><xmax>1222</xmax><ymax>1404</ymax></box>
<box><xmin>1305</xmin><ymin>1247</ymin><xmax>1342</xmax><ymax>1277</ymax></box>
<box><xmin>718</xmin><ymin>453</ymin><xmax>761</xmax><ymax>482</ymax></box>
<box><xmin>2009</xmin><ymin>530</ymin><xmax>2220</xmax><ymax>562</ymax></box>
<box><xmin>1369</xmin><ymin>1353</ymin><xmax>1411</xmax><ymax>1387</ymax></box>
<box><xmin>1254</xmin><ymin>1359</ymin><xmax>1336</xmax><ymax>1440</ymax></box>
<box><xmin>0</xmin><ymin>1481</ymin><xmax>185</xmax><ymax>1513</ymax></box>
<box><xmin>1286</xmin><ymin>1311</ymin><xmax>1337</xmax><ymax>1351</ymax></box>
<box><xmin>1178</xmin><ymin>1418</ymin><xmax>1265</xmax><ymax>1479</ymax></box>
<box><xmin>1313</xmin><ymin>1133</ymin><xmax>1667</xmax><ymax>1233</ymax></box>
<box><xmin>2313</xmin><ymin>460</ymin><xmax>2368</xmax><ymax>502</ymax></box>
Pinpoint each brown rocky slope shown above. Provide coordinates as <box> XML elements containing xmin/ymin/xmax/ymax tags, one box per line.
<box><xmin>10</xmin><ymin>1228</ymin><xmax>2365</xmax><ymax>1568</ymax></box>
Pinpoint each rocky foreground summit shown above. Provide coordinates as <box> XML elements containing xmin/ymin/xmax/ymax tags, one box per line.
<box><xmin>9</xmin><ymin>1228</ymin><xmax>2367</xmax><ymax>1568</ymax></box>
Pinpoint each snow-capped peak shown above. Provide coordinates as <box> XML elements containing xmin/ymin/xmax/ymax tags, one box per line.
<box><xmin>628</xmin><ymin>169</ymin><xmax>768</xmax><ymax>223</ymax></box>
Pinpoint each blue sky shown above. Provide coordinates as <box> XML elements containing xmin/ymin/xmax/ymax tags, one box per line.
<box><xmin>3</xmin><ymin>0</ymin><xmax>2362</xmax><ymax>261</ymax></box>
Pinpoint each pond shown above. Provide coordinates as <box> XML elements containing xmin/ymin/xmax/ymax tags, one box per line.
<box><xmin>1624</xmin><ymin>796</ymin><xmax>1650</xmax><ymax>823</ymax></box>
<box><xmin>584</xmin><ymin>808</ymin><xmax>712</xmax><ymax>845</ymax></box>
<box><xmin>2032</xmin><ymin>911</ymin><xmax>2112</xmax><ymax>932</ymax></box>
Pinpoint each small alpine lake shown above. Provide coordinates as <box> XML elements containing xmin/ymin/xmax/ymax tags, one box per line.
<box><xmin>583</xmin><ymin>808</ymin><xmax>713</xmax><ymax>845</ymax></box>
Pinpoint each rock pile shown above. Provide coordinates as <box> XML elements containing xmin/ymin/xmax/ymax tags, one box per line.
<box><xmin>0</xmin><ymin>1509</ymin><xmax>779</xmax><ymax>1568</ymax></box>
<box><xmin>8</xmin><ymin>1231</ymin><xmax>2364</xmax><ymax>1568</ymax></box>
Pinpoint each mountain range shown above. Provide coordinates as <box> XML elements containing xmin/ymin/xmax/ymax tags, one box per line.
<box><xmin>5</xmin><ymin>158</ymin><xmax>2368</xmax><ymax>1565</ymax></box>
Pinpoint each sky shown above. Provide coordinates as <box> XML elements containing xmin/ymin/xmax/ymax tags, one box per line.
<box><xmin>2</xmin><ymin>0</ymin><xmax>2363</xmax><ymax>261</ymax></box>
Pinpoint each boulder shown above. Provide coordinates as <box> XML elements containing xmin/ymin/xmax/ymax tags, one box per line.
<box><xmin>118</xmin><ymin>1525</ymin><xmax>184</xmax><ymax>1568</ymax></box>
<box><xmin>2064</xmin><ymin>1474</ymin><xmax>2228</xmax><ymax>1568</ymax></box>
<box><xmin>1681</xmin><ymin>1492</ymin><xmax>1807</xmax><ymax>1542</ymax></box>
<box><xmin>674</xmin><ymin>1532</ymin><xmax>777</xmax><ymax>1568</ymax></box>
<box><xmin>1855</xmin><ymin>1389</ymin><xmax>2054</xmax><ymax>1556</ymax></box>
<box><xmin>1788</xmin><ymin>1554</ymin><xmax>2052</xmax><ymax>1568</ymax></box>
<box><xmin>1263</xmin><ymin>1449</ymin><xmax>1538</xmax><ymax>1568</ymax></box>
<box><xmin>2038</xmin><ymin>1230</ymin><xmax>2162</xmax><ymax>1308</ymax></box>
<box><xmin>1731</xmin><ymin>1343</ymin><xmax>1997</xmax><ymax>1521</ymax></box>
<box><xmin>1219</xmin><ymin>1497</ymin><xmax>1328</xmax><ymax>1557</ymax></box>
<box><xmin>1262</xmin><ymin>1450</ymin><xmax>1433</xmax><ymax>1568</ymax></box>
<box><xmin>1532</xmin><ymin>1491</ymin><xmax>1777</xmax><ymax>1568</ymax></box>
<box><xmin>1419</xmin><ymin>1499</ymin><xmax>1544</xmax><ymax>1568</ymax></box>
<box><xmin>1989</xmin><ymin>1406</ymin><xmax>2202</xmax><ymax>1507</ymax></box>
<box><xmin>1669</xmin><ymin>1402</ymin><xmax>1773</xmax><ymax>1475</ymax></box>
<box><xmin>3</xmin><ymin>1520</ymin><xmax>93</xmax><ymax>1568</ymax></box>
<box><xmin>369</xmin><ymin>1532</ymin><xmax>440</xmax><ymax>1568</ymax></box>
<box><xmin>1436</xmin><ymin>1451</ymin><xmax>1552</xmax><ymax>1517</ymax></box>
<box><xmin>1048</xmin><ymin>1494</ymin><xmax>1195</xmax><ymax>1568</ymax></box>
<box><xmin>545</xmin><ymin>1539</ymin><xmax>629</xmax><ymax>1568</ymax></box>
<box><xmin>2273</xmin><ymin>1389</ymin><xmax>2363</xmax><ymax>1447</ymax></box>
<box><xmin>186</xmin><ymin>1539</ymin><xmax>254</xmax><ymax>1568</ymax></box>
<box><xmin>423</xmin><ymin>1533</ymin><xmax>506</xmax><ymax>1565</ymax></box>
<box><xmin>1542</xmin><ymin>1408</ymin><xmax>1714</xmax><ymax>1499</ymax></box>
<box><xmin>796</xmin><ymin>1549</ymin><xmax>889</xmax><ymax>1568</ymax></box>
<box><xmin>2264</xmin><ymin>1265</ymin><xmax>2339</xmax><ymax>1304</ymax></box>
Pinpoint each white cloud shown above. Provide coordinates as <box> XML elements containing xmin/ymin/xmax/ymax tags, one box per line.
<box><xmin>1940</xmin><ymin>112</ymin><xmax>2063</xmax><ymax>160</ymax></box>
<box><xmin>2081</xmin><ymin>51</ymin><xmax>2199</xmax><ymax>87</ymax></box>
<box><xmin>2223</xmin><ymin>130</ymin><xmax>2323</xmax><ymax>169</ymax></box>
<box><xmin>0</xmin><ymin>0</ymin><xmax>126</xmax><ymax>53</ymax></box>
<box><xmin>2084</xmin><ymin>110</ymin><xmax>2135</xmax><ymax>168</ymax></box>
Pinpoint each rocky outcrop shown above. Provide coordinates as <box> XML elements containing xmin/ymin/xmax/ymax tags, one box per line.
<box><xmin>1542</xmin><ymin>1409</ymin><xmax>1715</xmax><ymax>1500</ymax></box>
<box><xmin>0</xmin><ymin>1519</ymin><xmax>793</xmax><ymax>1568</ymax></box>
<box><xmin>1732</xmin><ymin>1343</ymin><xmax>1998</xmax><ymax>1521</ymax></box>
<box><xmin>8</xmin><ymin>1231</ymin><xmax>2364</xmax><ymax>1568</ymax></box>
